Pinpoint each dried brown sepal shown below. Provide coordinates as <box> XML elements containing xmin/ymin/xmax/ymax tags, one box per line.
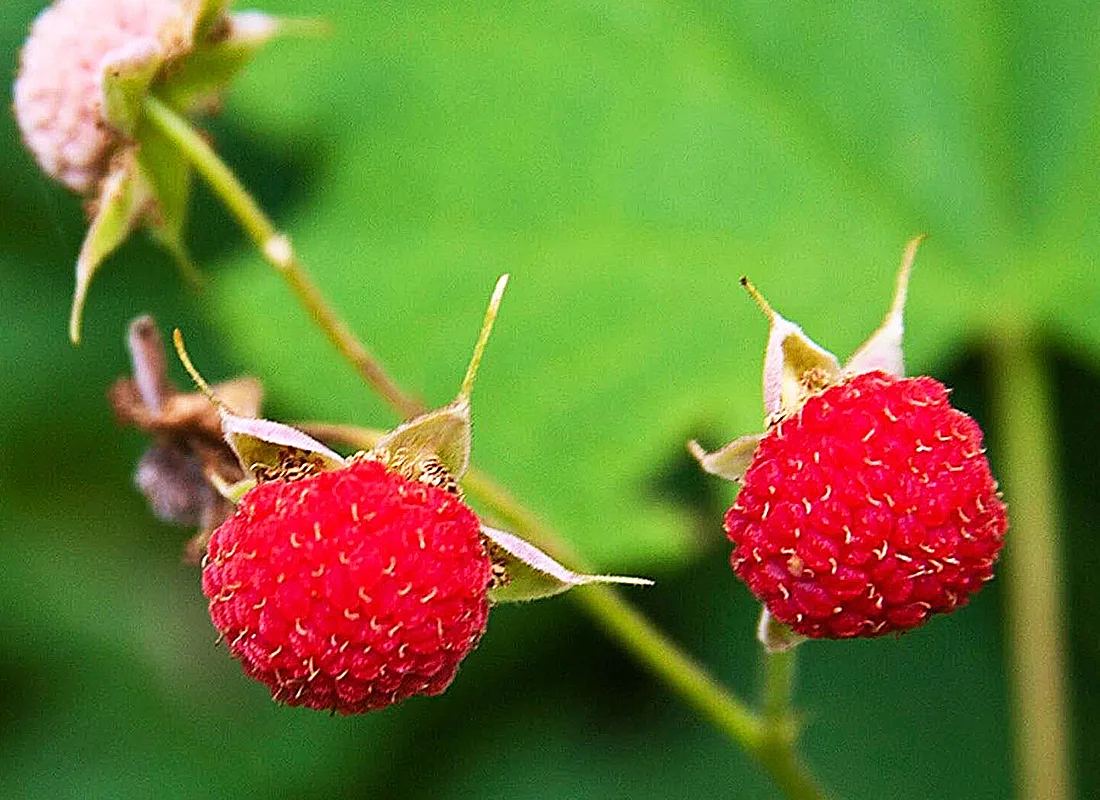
<box><xmin>111</xmin><ymin>315</ymin><xmax>262</xmax><ymax>562</ymax></box>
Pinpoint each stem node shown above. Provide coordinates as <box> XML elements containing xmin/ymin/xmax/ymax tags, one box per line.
<box><xmin>263</xmin><ymin>234</ymin><xmax>294</xmax><ymax>271</ymax></box>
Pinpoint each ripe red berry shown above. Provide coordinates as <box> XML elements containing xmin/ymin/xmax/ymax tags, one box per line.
<box><xmin>725</xmin><ymin>371</ymin><xmax>1007</xmax><ymax>639</ymax></box>
<box><xmin>202</xmin><ymin>457</ymin><xmax>492</xmax><ymax>713</ymax></box>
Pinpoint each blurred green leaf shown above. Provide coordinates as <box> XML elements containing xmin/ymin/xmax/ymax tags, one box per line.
<box><xmin>206</xmin><ymin>0</ymin><xmax>1100</xmax><ymax>569</ymax></box>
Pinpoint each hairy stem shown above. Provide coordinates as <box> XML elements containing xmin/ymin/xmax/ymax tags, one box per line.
<box><xmin>145</xmin><ymin>100</ymin><xmax>827</xmax><ymax>798</ymax></box>
<box><xmin>142</xmin><ymin>95</ymin><xmax>423</xmax><ymax>421</ymax></box>
<box><xmin>988</xmin><ymin>323</ymin><xmax>1073</xmax><ymax>800</ymax></box>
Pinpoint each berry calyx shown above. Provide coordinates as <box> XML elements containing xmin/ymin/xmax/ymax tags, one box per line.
<box><xmin>202</xmin><ymin>457</ymin><xmax>491</xmax><ymax>713</ymax></box>
<box><xmin>725</xmin><ymin>371</ymin><xmax>1006</xmax><ymax>638</ymax></box>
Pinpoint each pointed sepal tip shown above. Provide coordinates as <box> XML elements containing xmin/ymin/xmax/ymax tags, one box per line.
<box><xmin>688</xmin><ymin>433</ymin><xmax>763</xmax><ymax>483</ymax></box>
<box><xmin>844</xmin><ymin>235</ymin><xmax>924</xmax><ymax>378</ymax></box>
<box><xmin>172</xmin><ymin>329</ymin><xmax>345</xmax><ymax>479</ymax></box>
<box><xmin>481</xmin><ymin>525</ymin><xmax>653</xmax><ymax>603</ymax></box>
<box><xmin>70</xmin><ymin>161</ymin><xmax>150</xmax><ymax>343</ymax></box>
<box><xmin>458</xmin><ymin>274</ymin><xmax>509</xmax><ymax>401</ymax></box>
<box><xmin>742</xmin><ymin>276</ymin><xmax>840</xmax><ymax>419</ymax></box>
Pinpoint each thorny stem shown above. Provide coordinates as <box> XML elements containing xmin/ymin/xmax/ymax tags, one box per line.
<box><xmin>142</xmin><ymin>99</ymin><xmax>826</xmax><ymax>799</ymax></box>
<box><xmin>141</xmin><ymin>95</ymin><xmax>423</xmax><ymax>421</ymax></box>
<box><xmin>988</xmin><ymin>322</ymin><xmax>1073</xmax><ymax>800</ymax></box>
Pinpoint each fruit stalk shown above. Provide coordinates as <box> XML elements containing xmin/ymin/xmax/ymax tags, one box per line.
<box><xmin>988</xmin><ymin>322</ymin><xmax>1073</xmax><ymax>800</ymax></box>
<box><xmin>450</xmin><ymin>463</ymin><xmax>827</xmax><ymax>799</ymax></box>
<box><xmin>141</xmin><ymin>95</ymin><xmax>423</xmax><ymax>421</ymax></box>
<box><xmin>301</xmin><ymin>421</ymin><xmax>826</xmax><ymax>798</ymax></box>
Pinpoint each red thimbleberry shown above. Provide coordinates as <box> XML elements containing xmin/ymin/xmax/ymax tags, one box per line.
<box><xmin>202</xmin><ymin>456</ymin><xmax>491</xmax><ymax>713</ymax></box>
<box><xmin>173</xmin><ymin>276</ymin><xmax>649</xmax><ymax>711</ymax></box>
<box><xmin>692</xmin><ymin>238</ymin><xmax>1008</xmax><ymax>647</ymax></box>
<box><xmin>727</xmin><ymin>370</ymin><xmax>1005</xmax><ymax>639</ymax></box>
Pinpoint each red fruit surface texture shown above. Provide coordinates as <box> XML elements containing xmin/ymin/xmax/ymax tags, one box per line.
<box><xmin>725</xmin><ymin>371</ymin><xmax>1007</xmax><ymax>638</ymax></box>
<box><xmin>203</xmin><ymin>458</ymin><xmax>492</xmax><ymax>713</ymax></box>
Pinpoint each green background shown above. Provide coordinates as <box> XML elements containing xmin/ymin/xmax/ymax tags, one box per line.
<box><xmin>2</xmin><ymin>1</ymin><xmax>1096</xmax><ymax>797</ymax></box>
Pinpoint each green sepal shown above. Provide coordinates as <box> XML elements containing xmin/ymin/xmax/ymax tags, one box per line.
<box><xmin>133</xmin><ymin>116</ymin><xmax>198</xmax><ymax>284</ymax></box>
<box><xmin>688</xmin><ymin>433</ymin><xmax>763</xmax><ymax>483</ymax></box>
<box><xmin>157</xmin><ymin>13</ymin><xmax>301</xmax><ymax>114</ymax></box>
<box><xmin>100</xmin><ymin>40</ymin><xmax>165</xmax><ymax>135</ymax></box>
<box><xmin>740</xmin><ymin>278</ymin><xmax>840</xmax><ymax>419</ymax></box>
<box><xmin>183</xmin><ymin>0</ymin><xmax>230</xmax><ymax>43</ymax></box>
<box><xmin>757</xmin><ymin>608</ymin><xmax>807</xmax><ymax>653</ymax></box>
<box><xmin>369</xmin><ymin>275</ymin><xmax>508</xmax><ymax>479</ymax></box>
<box><xmin>772</xmin><ymin>321</ymin><xmax>840</xmax><ymax>417</ymax></box>
<box><xmin>209</xmin><ymin>472</ymin><xmax>256</xmax><ymax>504</ymax></box>
<box><xmin>71</xmin><ymin>157</ymin><xmax>150</xmax><ymax>343</ymax></box>
<box><xmin>221</xmin><ymin>411</ymin><xmax>347</xmax><ymax>480</ymax></box>
<box><xmin>376</xmin><ymin>397</ymin><xmax>472</xmax><ymax>480</ymax></box>
<box><xmin>481</xmin><ymin>525</ymin><xmax>653</xmax><ymax>603</ymax></box>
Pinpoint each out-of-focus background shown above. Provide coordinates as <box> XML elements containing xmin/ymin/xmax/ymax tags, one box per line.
<box><xmin>2</xmin><ymin>1</ymin><xmax>1097</xmax><ymax>797</ymax></box>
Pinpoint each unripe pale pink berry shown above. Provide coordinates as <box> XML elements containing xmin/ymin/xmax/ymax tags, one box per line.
<box><xmin>726</xmin><ymin>371</ymin><xmax>1007</xmax><ymax>639</ymax></box>
<box><xmin>202</xmin><ymin>458</ymin><xmax>493</xmax><ymax>713</ymax></box>
<box><xmin>13</xmin><ymin>0</ymin><xmax>187</xmax><ymax>193</ymax></box>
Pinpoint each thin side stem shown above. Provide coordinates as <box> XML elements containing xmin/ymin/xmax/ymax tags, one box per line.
<box><xmin>988</xmin><ymin>323</ymin><xmax>1073</xmax><ymax>800</ymax></box>
<box><xmin>145</xmin><ymin>98</ymin><xmax>827</xmax><ymax>797</ymax></box>
<box><xmin>462</xmin><ymin>468</ymin><xmax>827</xmax><ymax>799</ymax></box>
<box><xmin>301</xmin><ymin>421</ymin><xmax>826</xmax><ymax>798</ymax></box>
<box><xmin>577</xmin><ymin>583</ymin><xmax>765</xmax><ymax>749</ymax></box>
<box><xmin>762</xmin><ymin>650</ymin><xmax>795</xmax><ymax>725</ymax></box>
<box><xmin>142</xmin><ymin>95</ymin><xmax>423</xmax><ymax>421</ymax></box>
<box><xmin>463</xmin><ymin>468</ymin><xmax>760</xmax><ymax>743</ymax></box>
<box><xmin>756</xmin><ymin>741</ymin><xmax>827</xmax><ymax>800</ymax></box>
<box><xmin>754</xmin><ymin>650</ymin><xmax>824</xmax><ymax>800</ymax></box>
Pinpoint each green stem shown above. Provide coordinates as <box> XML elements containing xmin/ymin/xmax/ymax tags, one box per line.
<box><xmin>142</xmin><ymin>95</ymin><xmax>424</xmax><ymax>421</ymax></box>
<box><xmin>145</xmin><ymin>100</ymin><xmax>826</xmax><ymax>799</ymax></box>
<box><xmin>461</xmin><ymin>468</ymin><xmax>762</xmax><ymax>744</ymax></box>
<box><xmin>302</xmin><ymin>422</ymin><xmax>827</xmax><ymax>799</ymax></box>
<box><xmin>763</xmin><ymin>649</ymin><xmax>795</xmax><ymax>725</ymax></box>
<box><xmin>988</xmin><ymin>323</ymin><xmax>1073</xmax><ymax>800</ymax></box>
<box><xmin>578</xmin><ymin>583</ymin><xmax>765</xmax><ymax>746</ymax></box>
<box><xmin>755</xmin><ymin>650</ymin><xmax>824</xmax><ymax>800</ymax></box>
